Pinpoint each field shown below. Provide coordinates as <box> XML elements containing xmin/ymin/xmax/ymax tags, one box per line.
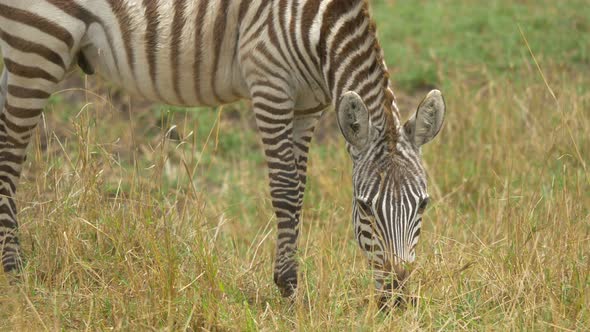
<box><xmin>1</xmin><ymin>0</ymin><xmax>589</xmax><ymax>330</ymax></box>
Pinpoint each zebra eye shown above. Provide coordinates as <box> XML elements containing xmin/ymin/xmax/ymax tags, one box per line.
<box><xmin>356</xmin><ymin>199</ymin><xmax>372</xmax><ymax>216</ymax></box>
<box><xmin>418</xmin><ymin>197</ymin><xmax>429</xmax><ymax>214</ymax></box>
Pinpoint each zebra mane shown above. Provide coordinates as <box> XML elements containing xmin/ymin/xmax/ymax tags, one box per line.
<box><xmin>359</xmin><ymin>0</ymin><xmax>401</xmax><ymax>149</ymax></box>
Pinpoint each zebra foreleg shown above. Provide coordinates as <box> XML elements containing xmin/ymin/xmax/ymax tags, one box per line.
<box><xmin>0</xmin><ymin>58</ymin><xmax>66</xmax><ymax>274</ymax></box>
<box><xmin>269</xmin><ymin>162</ymin><xmax>301</xmax><ymax>299</ymax></box>
<box><xmin>292</xmin><ymin>106</ymin><xmax>325</xmax><ymax>225</ymax></box>
<box><xmin>251</xmin><ymin>93</ymin><xmax>303</xmax><ymax>297</ymax></box>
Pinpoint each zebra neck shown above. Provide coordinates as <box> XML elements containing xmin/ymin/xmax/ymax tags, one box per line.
<box><xmin>318</xmin><ymin>0</ymin><xmax>401</xmax><ymax>139</ymax></box>
<box><xmin>332</xmin><ymin>77</ymin><xmax>400</xmax><ymax>139</ymax></box>
<box><xmin>327</xmin><ymin>48</ymin><xmax>402</xmax><ymax>150</ymax></box>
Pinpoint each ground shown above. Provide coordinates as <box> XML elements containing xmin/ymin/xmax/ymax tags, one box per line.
<box><xmin>0</xmin><ymin>0</ymin><xmax>589</xmax><ymax>330</ymax></box>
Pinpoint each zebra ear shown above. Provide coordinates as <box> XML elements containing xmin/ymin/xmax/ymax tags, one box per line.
<box><xmin>337</xmin><ymin>91</ymin><xmax>370</xmax><ymax>150</ymax></box>
<box><xmin>404</xmin><ymin>89</ymin><xmax>445</xmax><ymax>147</ymax></box>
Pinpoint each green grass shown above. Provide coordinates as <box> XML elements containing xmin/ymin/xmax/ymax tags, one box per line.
<box><xmin>1</xmin><ymin>0</ymin><xmax>589</xmax><ymax>330</ymax></box>
<box><xmin>374</xmin><ymin>0</ymin><xmax>590</xmax><ymax>90</ymax></box>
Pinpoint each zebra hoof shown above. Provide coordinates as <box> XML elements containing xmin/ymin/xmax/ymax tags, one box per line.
<box><xmin>2</xmin><ymin>254</ymin><xmax>24</xmax><ymax>273</ymax></box>
<box><xmin>274</xmin><ymin>270</ymin><xmax>298</xmax><ymax>298</ymax></box>
<box><xmin>3</xmin><ymin>258</ymin><xmax>24</xmax><ymax>285</ymax></box>
<box><xmin>378</xmin><ymin>294</ymin><xmax>404</xmax><ymax>312</ymax></box>
<box><xmin>276</xmin><ymin>280</ymin><xmax>297</xmax><ymax>298</ymax></box>
<box><xmin>378</xmin><ymin>293</ymin><xmax>416</xmax><ymax>312</ymax></box>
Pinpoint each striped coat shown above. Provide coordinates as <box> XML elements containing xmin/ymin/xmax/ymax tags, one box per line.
<box><xmin>0</xmin><ymin>0</ymin><xmax>445</xmax><ymax>303</ymax></box>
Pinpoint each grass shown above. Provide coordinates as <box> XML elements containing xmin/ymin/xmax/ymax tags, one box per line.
<box><xmin>1</xmin><ymin>0</ymin><xmax>589</xmax><ymax>330</ymax></box>
<box><xmin>375</xmin><ymin>0</ymin><xmax>590</xmax><ymax>90</ymax></box>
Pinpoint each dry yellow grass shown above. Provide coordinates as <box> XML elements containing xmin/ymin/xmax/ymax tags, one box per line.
<box><xmin>1</xmin><ymin>1</ymin><xmax>589</xmax><ymax>330</ymax></box>
<box><xmin>0</xmin><ymin>62</ymin><xmax>587</xmax><ymax>330</ymax></box>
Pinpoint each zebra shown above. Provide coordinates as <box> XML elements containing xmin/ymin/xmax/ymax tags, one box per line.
<box><xmin>0</xmin><ymin>0</ymin><xmax>445</xmax><ymax>301</ymax></box>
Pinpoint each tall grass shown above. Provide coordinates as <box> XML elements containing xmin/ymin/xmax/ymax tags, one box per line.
<box><xmin>1</xmin><ymin>0</ymin><xmax>589</xmax><ymax>330</ymax></box>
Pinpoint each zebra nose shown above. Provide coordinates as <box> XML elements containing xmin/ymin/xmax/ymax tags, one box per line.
<box><xmin>378</xmin><ymin>267</ymin><xmax>410</xmax><ymax>310</ymax></box>
<box><xmin>382</xmin><ymin>261</ymin><xmax>409</xmax><ymax>286</ymax></box>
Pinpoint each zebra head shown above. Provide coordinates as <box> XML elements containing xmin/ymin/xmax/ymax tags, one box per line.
<box><xmin>337</xmin><ymin>89</ymin><xmax>445</xmax><ymax>304</ymax></box>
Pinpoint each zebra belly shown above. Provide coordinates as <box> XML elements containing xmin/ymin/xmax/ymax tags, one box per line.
<box><xmin>86</xmin><ymin>45</ymin><xmax>246</xmax><ymax>107</ymax></box>
<box><xmin>82</xmin><ymin>0</ymin><xmax>249</xmax><ymax>107</ymax></box>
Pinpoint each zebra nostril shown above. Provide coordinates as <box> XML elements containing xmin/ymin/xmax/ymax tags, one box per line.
<box><xmin>383</xmin><ymin>280</ymin><xmax>398</xmax><ymax>292</ymax></box>
<box><xmin>378</xmin><ymin>274</ymin><xmax>412</xmax><ymax>311</ymax></box>
<box><xmin>397</xmin><ymin>268</ymin><xmax>409</xmax><ymax>283</ymax></box>
<box><xmin>381</xmin><ymin>261</ymin><xmax>409</xmax><ymax>284</ymax></box>
<box><xmin>378</xmin><ymin>287</ymin><xmax>405</xmax><ymax>311</ymax></box>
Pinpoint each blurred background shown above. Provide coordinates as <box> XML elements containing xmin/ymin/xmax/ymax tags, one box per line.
<box><xmin>1</xmin><ymin>0</ymin><xmax>589</xmax><ymax>330</ymax></box>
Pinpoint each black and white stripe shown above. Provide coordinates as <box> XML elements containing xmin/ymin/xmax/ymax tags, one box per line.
<box><xmin>0</xmin><ymin>0</ymin><xmax>445</xmax><ymax>299</ymax></box>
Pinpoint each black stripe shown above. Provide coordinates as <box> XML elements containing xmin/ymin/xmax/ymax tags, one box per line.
<box><xmin>0</xmin><ymin>28</ymin><xmax>66</xmax><ymax>69</ymax></box>
<box><xmin>7</xmin><ymin>85</ymin><xmax>50</xmax><ymax>99</ymax></box>
<box><xmin>106</xmin><ymin>0</ymin><xmax>139</xmax><ymax>90</ymax></box>
<box><xmin>3</xmin><ymin>59</ymin><xmax>59</xmax><ymax>83</ymax></box>
<box><xmin>193</xmin><ymin>0</ymin><xmax>210</xmax><ymax>103</ymax></box>
<box><xmin>211</xmin><ymin>0</ymin><xmax>230</xmax><ymax>103</ymax></box>
<box><xmin>143</xmin><ymin>0</ymin><xmax>164</xmax><ymax>101</ymax></box>
<box><xmin>0</xmin><ymin>3</ymin><xmax>74</xmax><ymax>49</ymax></box>
<box><xmin>171</xmin><ymin>0</ymin><xmax>187</xmax><ymax>104</ymax></box>
<box><xmin>0</xmin><ymin>112</ymin><xmax>38</xmax><ymax>134</ymax></box>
